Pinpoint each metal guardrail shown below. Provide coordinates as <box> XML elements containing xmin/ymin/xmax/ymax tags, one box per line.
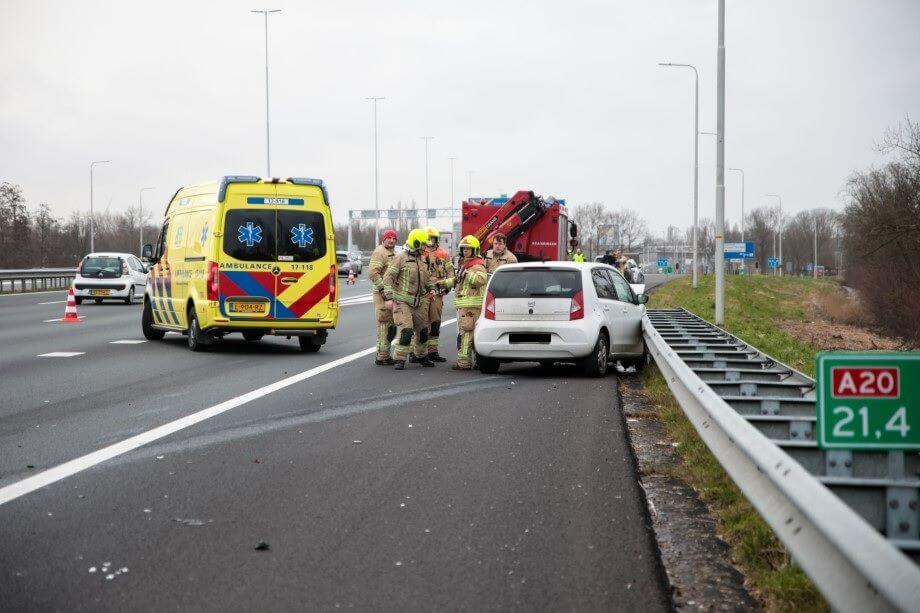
<box><xmin>0</xmin><ymin>268</ymin><xmax>77</xmax><ymax>294</ymax></box>
<box><xmin>644</xmin><ymin>308</ymin><xmax>920</xmax><ymax>612</ymax></box>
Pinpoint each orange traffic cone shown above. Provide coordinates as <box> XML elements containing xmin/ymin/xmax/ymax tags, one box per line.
<box><xmin>347</xmin><ymin>268</ymin><xmax>356</xmax><ymax>285</ymax></box>
<box><xmin>62</xmin><ymin>287</ymin><xmax>81</xmax><ymax>323</ymax></box>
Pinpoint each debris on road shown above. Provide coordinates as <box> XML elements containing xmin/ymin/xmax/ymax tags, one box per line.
<box><xmin>172</xmin><ymin>518</ymin><xmax>210</xmax><ymax>526</ymax></box>
<box><xmin>255</xmin><ymin>541</ymin><xmax>270</xmax><ymax>551</ymax></box>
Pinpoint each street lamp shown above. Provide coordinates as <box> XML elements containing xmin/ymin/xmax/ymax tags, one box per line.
<box><xmin>365</xmin><ymin>96</ymin><xmax>384</xmax><ymax>244</ymax></box>
<box><xmin>420</xmin><ymin>136</ymin><xmax>434</xmax><ymax>219</ymax></box>
<box><xmin>251</xmin><ymin>9</ymin><xmax>281</xmax><ymax>177</ymax></box>
<box><xmin>714</xmin><ymin>0</ymin><xmax>727</xmax><ymax>325</ymax></box>
<box><xmin>728</xmin><ymin>168</ymin><xmax>744</xmax><ymax>242</ymax></box>
<box><xmin>89</xmin><ymin>160</ymin><xmax>110</xmax><ymax>253</ymax></box>
<box><xmin>766</xmin><ymin>194</ymin><xmax>783</xmax><ymax>276</ymax></box>
<box><xmin>659</xmin><ymin>61</ymin><xmax>700</xmax><ymax>289</ymax></box>
<box><xmin>138</xmin><ymin>186</ymin><xmax>155</xmax><ymax>254</ymax></box>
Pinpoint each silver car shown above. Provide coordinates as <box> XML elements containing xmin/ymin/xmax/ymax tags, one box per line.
<box><xmin>72</xmin><ymin>252</ymin><xmax>147</xmax><ymax>305</ymax></box>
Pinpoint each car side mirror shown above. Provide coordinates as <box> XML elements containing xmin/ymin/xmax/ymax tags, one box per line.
<box><xmin>635</xmin><ymin>293</ymin><xmax>649</xmax><ymax>305</ymax></box>
<box><xmin>142</xmin><ymin>243</ymin><xmax>155</xmax><ymax>262</ymax></box>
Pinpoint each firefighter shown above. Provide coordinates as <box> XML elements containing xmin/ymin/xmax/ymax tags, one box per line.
<box><xmin>369</xmin><ymin>229</ymin><xmax>398</xmax><ymax>365</ymax></box>
<box><xmin>383</xmin><ymin>228</ymin><xmax>437</xmax><ymax>370</ymax></box>
<box><xmin>412</xmin><ymin>226</ymin><xmax>454</xmax><ymax>363</ymax></box>
<box><xmin>483</xmin><ymin>232</ymin><xmax>517</xmax><ymax>274</ymax></box>
<box><xmin>453</xmin><ymin>235</ymin><xmax>488</xmax><ymax>370</ymax></box>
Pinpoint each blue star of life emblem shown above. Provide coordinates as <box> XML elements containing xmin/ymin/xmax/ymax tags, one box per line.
<box><xmin>200</xmin><ymin>222</ymin><xmax>209</xmax><ymax>245</ymax></box>
<box><xmin>237</xmin><ymin>222</ymin><xmax>262</xmax><ymax>247</ymax></box>
<box><xmin>290</xmin><ymin>223</ymin><xmax>314</xmax><ymax>248</ymax></box>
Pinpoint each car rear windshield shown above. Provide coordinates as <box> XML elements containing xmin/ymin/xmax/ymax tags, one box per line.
<box><xmin>489</xmin><ymin>268</ymin><xmax>582</xmax><ymax>299</ymax></box>
<box><xmin>80</xmin><ymin>256</ymin><xmax>123</xmax><ymax>278</ymax></box>
<box><xmin>223</xmin><ymin>209</ymin><xmax>327</xmax><ymax>262</ymax></box>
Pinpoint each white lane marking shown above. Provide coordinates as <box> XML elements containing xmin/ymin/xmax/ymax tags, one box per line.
<box><xmin>37</xmin><ymin>352</ymin><xmax>85</xmax><ymax>358</ymax></box>
<box><xmin>341</xmin><ymin>297</ymin><xmax>374</xmax><ymax>307</ymax></box>
<box><xmin>0</xmin><ymin>289</ymin><xmax>70</xmax><ymax>298</ymax></box>
<box><xmin>43</xmin><ymin>317</ymin><xmax>84</xmax><ymax>322</ymax></box>
<box><xmin>110</xmin><ymin>340</ymin><xmax>147</xmax><ymax>345</ymax></box>
<box><xmin>0</xmin><ymin>317</ymin><xmax>458</xmax><ymax>507</ymax></box>
<box><xmin>338</xmin><ymin>293</ymin><xmax>373</xmax><ymax>304</ymax></box>
<box><xmin>38</xmin><ymin>300</ymin><xmax>66</xmax><ymax>305</ymax></box>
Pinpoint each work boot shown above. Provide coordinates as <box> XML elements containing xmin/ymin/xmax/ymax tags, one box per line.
<box><xmin>408</xmin><ymin>355</ymin><xmax>421</xmax><ymax>363</ymax></box>
<box><xmin>375</xmin><ymin>357</ymin><xmax>394</xmax><ymax>366</ymax></box>
<box><xmin>394</xmin><ymin>360</ymin><xmax>406</xmax><ymax>370</ymax></box>
<box><xmin>427</xmin><ymin>352</ymin><xmax>447</xmax><ymax>362</ymax></box>
<box><xmin>452</xmin><ymin>364</ymin><xmax>471</xmax><ymax>371</ymax></box>
<box><xmin>417</xmin><ymin>357</ymin><xmax>435</xmax><ymax>367</ymax></box>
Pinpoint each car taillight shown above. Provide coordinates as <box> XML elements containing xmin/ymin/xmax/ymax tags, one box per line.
<box><xmin>207</xmin><ymin>261</ymin><xmax>219</xmax><ymax>301</ymax></box>
<box><xmin>484</xmin><ymin>290</ymin><xmax>496</xmax><ymax>320</ymax></box>
<box><xmin>329</xmin><ymin>264</ymin><xmax>337</xmax><ymax>302</ymax></box>
<box><xmin>570</xmin><ymin>290</ymin><xmax>584</xmax><ymax>320</ymax></box>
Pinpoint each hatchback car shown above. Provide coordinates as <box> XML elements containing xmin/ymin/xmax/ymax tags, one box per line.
<box><xmin>473</xmin><ymin>262</ymin><xmax>648</xmax><ymax>376</ymax></box>
<box><xmin>336</xmin><ymin>250</ymin><xmax>362</xmax><ymax>276</ymax></box>
<box><xmin>72</xmin><ymin>252</ymin><xmax>147</xmax><ymax>304</ymax></box>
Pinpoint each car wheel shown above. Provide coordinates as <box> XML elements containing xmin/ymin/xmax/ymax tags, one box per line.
<box><xmin>242</xmin><ymin>331</ymin><xmax>264</xmax><ymax>342</ymax></box>
<box><xmin>142</xmin><ymin>300</ymin><xmax>166</xmax><ymax>340</ymax></box>
<box><xmin>124</xmin><ymin>287</ymin><xmax>135</xmax><ymax>305</ymax></box>
<box><xmin>581</xmin><ymin>333</ymin><xmax>609</xmax><ymax>378</ymax></box>
<box><xmin>94</xmin><ymin>298</ymin><xmax>103</xmax><ymax>304</ymax></box>
<box><xmin>298</xmin><ymin>336</ymin><xmax>321</xmax><ymax>352</ymax></box>
<box><xmin>75</xmin><ymin>297</ymin><xmax>83</xmax><ymax>305</ymax></box>
<box><xmin>187</xmin><ymin>308</ymin><xmax>211</xmax><ymax>352</ymax></box>
<box><xmin>477</xmin><ymin>354</ymin><xmax>500</xmax><ymax>374</ymax></box>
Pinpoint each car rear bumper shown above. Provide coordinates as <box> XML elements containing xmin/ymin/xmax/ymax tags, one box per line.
<box><xmin>474</xmin><ymin>320</ymin><xmax>595</xmax><ymax>360</ymax></box>
<box><xmin>72</xmin><ymin>281</ymin><xmax>133</xmax><ymax>297</ymax></box>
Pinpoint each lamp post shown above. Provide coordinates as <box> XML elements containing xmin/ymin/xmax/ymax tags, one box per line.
<box><xmin>365</xmin><ymin>96</ymin><xmax>384</xmax><ymax>244</ymax></box>
<box><xmin>251</xmin><ymin>9</ymin><xmax>281</xmax><ymax>177</ymax></box>
<box><xmin>138</xmin><ymin>186</ymin><xmax>155</xmax><ymax>254</ymax></box>
<box><xmin>659</xmin><ymin>61</ymin><xmax>700</xmax><ymax>289</ymax></box>
<box><xmin>89</xmin><ymin>160</ymin><xmax>110</xmax><ymax>253</ymax></box>
<box><xmin>714</xmin><ymin>0</ymin><xmax>726</xmax><ymax>324</ymax></box>
<box><xmin>766</xmin><ymin>194</ymin><xmax>783</xmax><ymax>276</ymax></box>
<box><xmin>420</xmin><ymin>136</ymin><xmax>434</xmax><ymax>220</ymax></box>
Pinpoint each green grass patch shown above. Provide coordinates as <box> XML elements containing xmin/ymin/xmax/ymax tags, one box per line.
<box><xmin>642</xmin><ymin>275</ymin><xmax>834</xmax><ymax>611</ymax></box>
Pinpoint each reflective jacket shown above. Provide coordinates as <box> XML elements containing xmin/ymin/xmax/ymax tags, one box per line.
<box><xmin>383</xmin><ymin>250</ymin><xmax>434</xmax><ymax>307</ymax></box>
<box><xmin>424</xmin><ymin>246</ymin><xmax>455</xmax><ymax>293</ymax></box>
<box><xmin>454</xmin><ymin>257</ymin><xmax>488</xmax><ymax>309</ymax></box>
<box><xmin>483</xmin><ymin>248</ymin><xmax>517</xmax><ymax>274</ymax></box>
<box><xmin>369</xmin><ymin>244</ymin><xmax>396</xmax><ymax>293</ymax></box>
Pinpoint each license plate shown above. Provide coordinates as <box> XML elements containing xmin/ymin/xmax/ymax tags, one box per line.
<box><xmin>229</xmin><ymin>302</ymin><xmax>266</xmax><ymax>314</ymax></box>
<box><xmin>90</xmin><ymin>289</ymin><xmax>111</xmax><ymax>296</ymax></box>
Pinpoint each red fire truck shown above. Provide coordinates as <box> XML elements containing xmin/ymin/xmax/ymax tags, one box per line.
<box><xmin>460</xmin><ymin>191</ymin><xmax>577</xmax><ymax>261</ymax></box>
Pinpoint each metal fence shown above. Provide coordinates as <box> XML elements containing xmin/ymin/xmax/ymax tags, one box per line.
<box><xmin>644</xmin><ymin>308</ymin><xmax>920</xmax><ymax>612</ymax></box>
<box><xmin>0</xmin><ymin>268</ymin><xmax>77</xmax><ymax>294</ymax></box>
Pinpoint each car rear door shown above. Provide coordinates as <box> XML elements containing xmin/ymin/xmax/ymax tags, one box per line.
<box><xmin>606</xmin><ymin>269</ymin><xmax>644</xmax><ymax>353</ymax></box>
<box><xmin>220</xmin><ymin>208</ymin><xmax>277</xmax><ymax>321</ymax></box>
<box><xmin>589</xmin><ymin>268</ymin><xmax>620</xmax><ymax>342</ymax></box>
<box><xmin>273</xmin><ymin>208</ymin><xmax>332</xmax><ymax>321</ymax></box>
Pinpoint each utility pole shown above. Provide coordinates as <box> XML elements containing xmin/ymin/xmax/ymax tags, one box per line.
<box><xmin>659</xmin><ymin>62</ymin><xmax>700</xmax><ymax>289</ymax></box>
<box><xmin>714</xmin><ymin>0</ymin><xmax>726</xmax><ymax>324</ymax></box>
<box><xmin>420</xmin><ymin>136</ymin><xmax>434</xmax><ymax>220</ymax></box>
<box><xmin>365</xmin><ymin>96</ymin><xmax>384</xmax><ymax>244</ymax></box>
<box><xmin>89</xmin><ymin>160</ymin><xmax>110</xmax><ymax>253</ymax></box>
<box><xmin>138</xmin><ymin>186</ymin><xmax>155</xmax><ymax>254</ymax></box>
<box><xmin>252</xmin><ymin>9</ymin><xmax>281</xmax><ymax>177</ymax></box>
<box><xmin>814</xmin><ymin>212</ymin><xmax>818</xmax><ymax>279</ymax></box>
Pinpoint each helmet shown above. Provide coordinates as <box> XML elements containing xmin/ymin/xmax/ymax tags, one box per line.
<box><xmin>382</xmin><ymin>229</ymin><xmax>398</xmax><ymax>242</ymax></box>
<box><xmin>406</xmin><ymin>228</ymin><xmax>428</xmax><ymax>251</ymax></box>
<box><xmin>426</xmin><ymin>226</ymin><xmax>440</xmax><ymax>240</ymax></box>
<box><xmin>458</xmin><ymin>235</ymin><xmax>480</xmax><ymax>256</ymax></box>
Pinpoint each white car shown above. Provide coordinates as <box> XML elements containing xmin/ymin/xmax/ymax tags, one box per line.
<box><xmin>474</xmin><ymin>262</ymin><xmax>649</xmax><ymax>377</ymax></box>
<box><xmin>72</xmin><ymin>252</ymin><xmax>147</xmax><ymax>305</ymax></box>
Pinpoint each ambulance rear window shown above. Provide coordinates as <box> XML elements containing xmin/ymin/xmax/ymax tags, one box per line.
<box><xmin>276</xmin><ymin>211</ymin><xmax>326</xmax><ymax>262</ymax></box>
<box><xmin>222</xmin><ymin>209</ymin><xmax>326</xmax><ymax>262</ymax></box>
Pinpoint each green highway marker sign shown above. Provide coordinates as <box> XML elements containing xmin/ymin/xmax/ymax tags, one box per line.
<box><xmin>816</xmin><ymin>352</ymin><xmax>920</xmax><ymax>450</ymax></box>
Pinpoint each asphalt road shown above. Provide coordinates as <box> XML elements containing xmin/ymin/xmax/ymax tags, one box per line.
<box><xmin>0</xmin><ymin>273</ymin><xmax>672</xmax><ymax>611</ymax></box>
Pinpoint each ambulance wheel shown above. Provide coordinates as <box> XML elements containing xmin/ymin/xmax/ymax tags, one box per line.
<box><xmin>187</xmin><ymin>309</ymin><xmax>211</xmax><ymax>352</ymax></box>
<box><xmin>142</xmin><ymin>300</ymin><xmax>166</xmax><ymax>340</ymax></box>
<box><xmin>75</xmin><ymin>297</ymin><xmax>83</xmax><ymax>305</ymax></box>
<box><xmin>298</xmin><ymin>337</ymin><xmax>322</xmax><ymax>353</ymax></box>
<box><xmin>242</xmin><ymin>331</ymin><xmax>264</xmax><ymax>342</ymax></box>
<box><xmin>94</xmin><ymin>298</ymin><xmax>103</xmax><ymax>304</ymax></box>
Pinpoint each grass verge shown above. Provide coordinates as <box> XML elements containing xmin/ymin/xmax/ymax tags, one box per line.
<box><xmin>643</xmin><ymin>274</ymin><xmax>835</xmax><ymax>611</ymax></box>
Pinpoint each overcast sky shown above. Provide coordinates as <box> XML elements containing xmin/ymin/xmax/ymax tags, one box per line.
<box><xmin>2</xmin><ymin>0</ymin><xmax>919</xmax><ymax>234</ymax></box>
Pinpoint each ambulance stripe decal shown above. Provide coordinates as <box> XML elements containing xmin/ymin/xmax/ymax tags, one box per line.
<box><xmin>285</xmin><ymin>276</ymin><xmax>329</xmax><ymax>318</ymax></box>
<box><xmin>160</xmin><ymin>276</ymin><xmax>180</xmax><ymax>326</ymax></box>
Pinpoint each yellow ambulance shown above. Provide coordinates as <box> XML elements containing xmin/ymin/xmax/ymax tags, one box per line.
<box><xmin>141</xmin><ymin>176</ymin><xmax>339</xmax><ymax>352</ymax></box>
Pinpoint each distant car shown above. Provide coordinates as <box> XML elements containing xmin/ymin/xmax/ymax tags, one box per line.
<box><xmin>474</xmin><ymin>262</ymin><xmax>649</xmax><ymax>377</ymax></box>
<box><xmin>336</xmin><ymin>250</ymin><xmax>362</xmax><ymax>276</ymax></box>
<box><xmin>72</xmin><ymin>252</ymin><xmax>147</xmax><ymax>305</ymax></box>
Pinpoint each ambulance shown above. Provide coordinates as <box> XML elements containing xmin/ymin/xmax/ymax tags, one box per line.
<box><xmin>141</xmin><ymin>176</ymin><xmax>338</xmax><ymax>352</ymax></box>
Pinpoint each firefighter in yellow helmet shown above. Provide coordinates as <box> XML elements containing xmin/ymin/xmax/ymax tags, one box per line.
<box><xmin>411</xmin><ymin>226</ymin><xmax>455</xmax><ymax>362</ymax></box>
<box><xmin>453</xmin><ymin>235</ymin><xmax>488</xmax><ymax>370</ymax></box>
<box><xmin>369</xmin><ymin>229</ymin><xmax>399</xmax><ymax>365</ymax></box>
<box><xmin>383</xmin><ymin>228</ymin><xmax>437</xmax><ymax>370</ymax></box>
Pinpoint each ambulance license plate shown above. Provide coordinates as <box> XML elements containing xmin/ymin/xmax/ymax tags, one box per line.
<box><xmin>90</xmin><ymin>289</ymin><xmax>111</xmax><ymax>296</ymax></box>
<box><xmin>229</xmin><ymin>302</ymin><xmax>265</xmax><ymax>314</ymax></box>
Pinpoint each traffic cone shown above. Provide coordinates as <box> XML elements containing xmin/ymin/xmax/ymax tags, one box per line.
<box><xmin>62</xmin><ymin>287</ymin><xmax>81</xmax><ymax>323</ymax></box>
<box><xmin>347</xmin><ymin>268</ymin><xmax>356</xmax><ymax>285</ymax></box>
